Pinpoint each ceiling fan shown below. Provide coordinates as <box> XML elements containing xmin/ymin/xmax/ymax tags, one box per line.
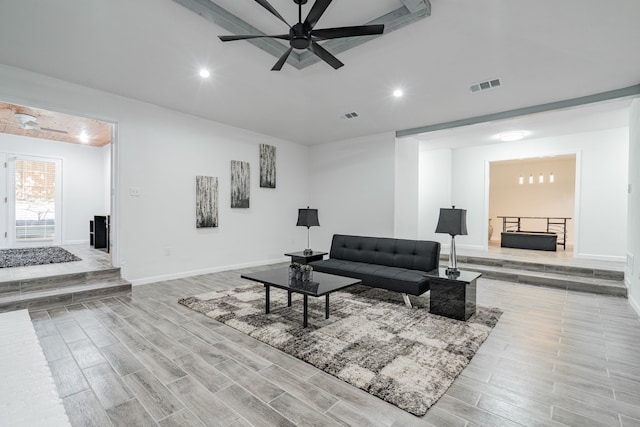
<box><xmin>218</xmin><ymin>0</ymin><xmax>385</xmax><ymax>70</ymax></box>
<box><xmin>1</xmin><ymin>113</ymin><xmax>68</xmax><ymax>134</ymax></box>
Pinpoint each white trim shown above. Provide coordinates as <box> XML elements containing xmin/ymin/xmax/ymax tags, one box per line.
<box><xmin>483</xmin><ymin>159</ymin><xmax>490</xmax><ymax>250</ymax></box>
<box><xmin>110</xmin><ymin>123</ymin><xmax>119</xmax><ymax>270</ymax></box>
<box><xmin>630</xmin><ymin>292</ymin><xmax>640</xmax><ymax>317</ymax></box>
<box><xmin>573</xmin><ymin>253</ymin><xmax>626</xmax><ymax>262</ymax></box>
<box><xmin>62</xmin><ymin>239</ymin><xmax>89</xmax><ymax>245</ymax></box>
<box><xmin>128</xmin><ymin>257</ymin><xmax>289</xmax><ymax>286</ymax></box>
<box><xmin>573</xmin><ymin>150</ymin><xmax>582</xmax><ymax>256</ymax></box>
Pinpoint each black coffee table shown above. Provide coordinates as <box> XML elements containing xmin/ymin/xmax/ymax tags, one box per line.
<box><xmin>241</xmin><ymin>267</ymin><xmax>361</xmax><ymax>327</ymax></box>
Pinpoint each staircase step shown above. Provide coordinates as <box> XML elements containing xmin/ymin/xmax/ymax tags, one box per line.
<box><xmin>0</xmin><ymin>279</ymin><xmax>131</xmax><ymax>312</ymax></box>
<box><xmin>0</xmin><ymin>267</ymin><xmax>123</xmax><ymax>296</ymax></box>
<box><xmin>441</xmin><ymin>254</ymin><xmax>624</xmax><ymax>281</ymax></box>
<box><xmin>457</xmin><ymin>262</ymin><xmax>627</xmax><ymax>297</ymax></box>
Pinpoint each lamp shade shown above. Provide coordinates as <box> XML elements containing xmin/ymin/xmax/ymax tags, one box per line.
<box><xmin>435</xmin><ymin>207</ymin><xmax>468</xmax><ymax>236</ymax></box>
<box><xmin>296</xmin><ymin>207</ymin><xmax>319</xmax><ymax>228</ymax></box>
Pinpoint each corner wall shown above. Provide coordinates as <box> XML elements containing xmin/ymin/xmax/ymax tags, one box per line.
<box><xmin>0</xmin><ymin>64</ymin><xmax>310</xmax><ymax>284</ymax></box>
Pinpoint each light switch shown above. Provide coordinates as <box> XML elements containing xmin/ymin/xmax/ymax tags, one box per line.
<box><xmin>130</xmin><ymin>187</ymin><xmax>141</xmax><ymax>197</ymax></box>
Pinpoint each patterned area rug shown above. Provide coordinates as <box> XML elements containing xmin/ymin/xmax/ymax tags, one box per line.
<box><xmin>0</xmin><ymin>247</ymin><xmax>81</xmax><ymax>268</ymax></box>
<box><xmin>179</xmin><ymin>284</ymin><xmax>502</xmax><ymax>416</ymax></box>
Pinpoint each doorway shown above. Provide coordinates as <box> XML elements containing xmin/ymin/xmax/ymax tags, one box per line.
<box><xmin>0</xmin><ymin>101</ymin><xmax>114</xmax><ymax>258</ymax></box>
<box><xmin>488</xmin><ymin>154</ymin><xmax>577</xmax><ymax>253</ymax></box>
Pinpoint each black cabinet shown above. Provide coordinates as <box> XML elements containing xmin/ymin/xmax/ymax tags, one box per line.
<box><xmin>91</xmin><ymin>215</ymin><xmax>110</xmax><ymax>253</ymax></box>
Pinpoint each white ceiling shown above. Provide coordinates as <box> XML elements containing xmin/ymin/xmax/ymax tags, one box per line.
<box><xmin>0</xmin><ymin>0</ymin><xmax>638</xmax><ymax>145</ymax></box>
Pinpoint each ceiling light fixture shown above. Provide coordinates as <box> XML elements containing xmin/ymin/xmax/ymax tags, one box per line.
<box><xmin>199</xmin><ymin>68</ymin><xmax>211</xmax><ymax>78</ymax></box>
<box><xmin>79</xmin><ymin>131</ymin><xmax>89</xmax><ymax>143</ymax></box>
<box><xmin>393</xmin><ymin>89</ymin><xmax>403</xmax><ymax>98</ymax></box>
<box><xmin>498</xmin><ymin>131</ymin><xmax>526</xmax><ymax>142</ymax></box>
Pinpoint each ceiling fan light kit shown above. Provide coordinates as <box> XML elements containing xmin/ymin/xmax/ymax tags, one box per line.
<box><xmin>218</xmin><ymin>0</ymin><xmax>384</xmax><ymax>71</ymax></box>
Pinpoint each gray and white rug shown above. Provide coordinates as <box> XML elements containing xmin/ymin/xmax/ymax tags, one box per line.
<box><xmin>179</xmin><ymin>284</ymin><xmax>502</xmax><ymax>416</ymax></box>
<box><xmin>0</xmin><ymin>247</ymin><xmax>81</xmax><ymax>268</ymax></box>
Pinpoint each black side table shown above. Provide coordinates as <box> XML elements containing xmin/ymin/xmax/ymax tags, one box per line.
<box><xmin>428</xmin><ymin>269</ymin><xmax>481</xmax><ymax>321</ymax></box>
<box><xmin>285</xmin><ymin>251</ymin><xmax>328</xmax><ymax>265</ymax></box>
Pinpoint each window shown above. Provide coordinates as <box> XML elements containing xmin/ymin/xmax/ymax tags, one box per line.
<box><xmin>14</xmin><ymin>159</ymin><xmax>57</xmax><ymax>241</ymax></box>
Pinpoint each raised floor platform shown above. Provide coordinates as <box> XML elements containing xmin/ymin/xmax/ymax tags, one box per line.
<box><xmin>0</xmin><ymin>245</ymin><xmax>131</xmax><ymax>313</ymax></box>
<box><xmin>445</xmin><ymin>244</ymin><xmax>626</xmax><ymax>297</ymax></box>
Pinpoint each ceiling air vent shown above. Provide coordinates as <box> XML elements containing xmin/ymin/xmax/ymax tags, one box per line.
<box><xmin>470</xmin><ymin>78</ymin><xmax>501</xmax><ymax>93</ymax></box>
<box><xmin>340</xmin><ymin>112</ymin><xmax>359</xmax><ymax>120</ymax></box>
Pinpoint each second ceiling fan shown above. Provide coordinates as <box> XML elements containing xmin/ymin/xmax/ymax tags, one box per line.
<box><xmin>218</xmin><ymin>0</ymin><xmax>385</xmax><ymax>70</ymax></box>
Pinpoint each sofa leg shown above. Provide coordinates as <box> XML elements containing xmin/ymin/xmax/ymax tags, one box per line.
<box><xmin>402</xmin><ymin>293</ymin><xmax>412</xmax><ymax>308</ymax></box>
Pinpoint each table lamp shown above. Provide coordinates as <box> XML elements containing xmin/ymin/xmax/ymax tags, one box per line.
<box><xmin>435</xmin><ymin>206</ymin><xmax>468</xmax><ymax>276</ymax></box>
<box><xmin>296</xmin><ymin>207</ymin><xmax>320</xmax><ymax>255</ymax></box>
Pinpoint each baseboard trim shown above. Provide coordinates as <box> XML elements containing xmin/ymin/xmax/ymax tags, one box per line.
<box><xmin>573</xmin><ymin>253</ymin><xmax>626</xmax><ymax>263</ymax></box>
<box><xmin>129</xmin><ymin>257</ymin><xmax>289</xmax><ymax>286</ymax></box>
<box><xmin>62</xmin><ymin>240</ymin><xmax>89</xmax><ymax>246</ymax></box>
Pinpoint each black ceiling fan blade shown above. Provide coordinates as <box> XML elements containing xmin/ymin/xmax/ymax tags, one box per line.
<box><xmin>311</xmin><ymin>24</ymin><xmax>384</xmax><ymax>41</ymax></box>
<box><xmin>254</xmin><ymin>0</ymin><xmax>290</xmax><ymax>27</ymax></box>
<box><xmin>272</xmin><ymin>47</ymin><xmax>293</xmax><ymax>71</ymax></box>
<box><xmin>219</xmin><ymin>34</ymin><xmax>289</xmax><ymax>42</ymax></box>
<box><xmin>304</xmin><ymin>0</ymin><xmax>333</xmax><ymax>30</ymax></box>
<box><xmin>309</xmin><ymin>41</ymin><xmax>343</xmax><ymax>69</ymax></box>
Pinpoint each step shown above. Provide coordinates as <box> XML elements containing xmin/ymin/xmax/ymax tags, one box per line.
<box><xmin>456</xmin><ymin>262</ymin><xmax>627</xmax><ymax>297</ymax></box>
<box><xmin>0</xmin><ymin>279</ymin><xmax>131</xmax><ymax>312</ymax></box>
<box><xmin>441</xmin><ymin>254</ymin><xmax>624</xmax><ymax>281</ymax></box>
<box><xmin>0</xmin><ymin>267</ymin><xmax>123</xmax><ymax>296</ymax></box>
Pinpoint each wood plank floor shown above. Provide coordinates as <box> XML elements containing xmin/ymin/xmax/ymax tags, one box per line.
<box><xmin>28</xmin><ymin>265</ymin><xmax>640</xmax><ymax>427</ymax></box>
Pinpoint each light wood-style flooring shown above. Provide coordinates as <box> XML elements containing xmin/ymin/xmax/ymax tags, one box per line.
<box><xmin>29</xmin><ymin>264</ymin><xmax>640</xmax><ymax>426</ymax></box>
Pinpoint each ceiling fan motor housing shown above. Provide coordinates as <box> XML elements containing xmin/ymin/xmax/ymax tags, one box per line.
<box><xmin>290</xmin><ymin>23</ymin><xmax>311</xmax><ymax>49</ymax></box>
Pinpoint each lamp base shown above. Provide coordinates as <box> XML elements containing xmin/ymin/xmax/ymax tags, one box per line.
<box><xmin>303</xmin><ymin>249</ymin><xmax>313</xmax><ymax>255</ymax></box>
<box><xmin>445</xmin><ymin>267</ymin><xmax>460</xmax><ymax>278</ymax></box>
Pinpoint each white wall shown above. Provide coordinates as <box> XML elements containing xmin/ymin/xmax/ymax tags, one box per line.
<box><xmin>417</xmin><ymin>147</ymin><xmax>452</xmax><ymax>249</ymax></box>
<box><xmin>309</xmin><ymin>132</ymin><xmax>396</xmax><ymax>253</ymax></box>
<box><xmin>628</xmin><ymin>99</ymin><xmax>640</xmax><ymax>314</ymax></box>
<box><xmin>394</xmin><ymin>137</ymin><xmax>419</xmax><ymax>238</ymax></box>
<box><xmin>416</xmin><ymin>127</ymin><xmax>628</xmax><ymax>260</ymax></box>
<box><xmin>0</xmin><ymin>64</ymin><xmax>310</xmax><ymax>283</ymax></box>
<box><xmin>0</xmin><ymin>133</ymin><xmax>109</xmax><ymax>245</ymax></box>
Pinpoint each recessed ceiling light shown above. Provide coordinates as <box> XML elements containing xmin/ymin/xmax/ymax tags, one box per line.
<box><xmin>393</xmin><ymin>89</ymin><xmax>403</xmax><ymax>98</ymax></box>
<box><xmin>199</xmin><ymin>68</ymin><xmax>211</xmax><ymax>78</ymax></box>
<box><xmin>498</xmin><ymin>131</ymin><xmax>526</xmax><ymax>142</ymax></box>
<box><xmin>78</xmin><ymin>131</ymin><xmax>89</xmax><ymax>143</ymax></box>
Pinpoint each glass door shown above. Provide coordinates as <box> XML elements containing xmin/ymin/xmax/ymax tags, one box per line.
<box><xmin>7</xmin><ymin>155</ymin><xmax>62</xmax><ymax>247</ymax></box>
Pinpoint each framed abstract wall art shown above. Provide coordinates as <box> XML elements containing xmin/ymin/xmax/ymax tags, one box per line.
<box><xmin>259</xmin><ymin>144</ymin><xmax>276</xmax><ymax>188</ymax></box>
<box><xmin>231</xmin><ymin>160</ymin><xmax>250</xmax><ymax>208</ymax></box>
<box><xmin>196</xmin><ymin>175</ymin><xmax>218</xmax><ymax>228</ymax></box>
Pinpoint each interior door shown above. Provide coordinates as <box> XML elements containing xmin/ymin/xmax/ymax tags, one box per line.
<box><xmin>6</xmin><ymin>155</ymin><xmax>62</xmax><ymax>247</ymax></box>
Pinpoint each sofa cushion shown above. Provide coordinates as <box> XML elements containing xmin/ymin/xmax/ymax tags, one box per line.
<box><xmin>309</xmin><ymin>258</ymin><xmax>436</xmax><ymax>295</ymax></box>
<box><xmin>328</xmin><ymin>234</ymin><xmax>439</xmax><ymax>273</ymax></box>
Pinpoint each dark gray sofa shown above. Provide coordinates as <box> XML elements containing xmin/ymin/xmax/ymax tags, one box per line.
<box><xmin>309</xmin><ymin>234</ymin><xmax>440</xmax><ymax>307</ymax></box>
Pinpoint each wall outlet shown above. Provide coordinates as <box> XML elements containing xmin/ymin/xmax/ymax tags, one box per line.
<box><xmin>130</xmin><ymin>187</ymin><xmax>141</xmax><ymax>197</ymax></box>
<box><xmin>163</xmin><ymin>247</ymin><xmax>171</xmax><ymax>256</ymax></box>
